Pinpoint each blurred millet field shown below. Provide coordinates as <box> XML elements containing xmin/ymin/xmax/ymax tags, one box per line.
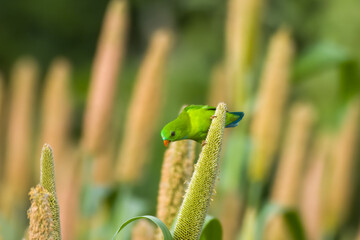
<box><xmin>0</xmin><ymin>0</ymin><xmax>359</xmax><ymax>239</ymax></box>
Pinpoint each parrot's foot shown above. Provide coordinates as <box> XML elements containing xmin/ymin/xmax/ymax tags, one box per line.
<box><xmin>210</xmin><ymin>115</ymin><xmax>217</xmax><ymax>119</ymax></box>
<box><xmin>201</xmin><ymin>140</ymin><xmax>207</xmax><ymax>147</ymax></box>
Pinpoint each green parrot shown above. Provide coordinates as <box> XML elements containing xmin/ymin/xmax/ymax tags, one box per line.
<box><xmin>161</xmin><ymin>105</ymin><xmax>244</xmax><ymax>147</ymax></box>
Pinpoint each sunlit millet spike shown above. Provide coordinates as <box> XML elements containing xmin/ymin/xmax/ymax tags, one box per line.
<box><xmin>156</xmin><ymin>139</ymin><xmax>196</xmax><ymax>239</ymax></box>
<box><xmin>266</xmin><ymin>103</ymin><xmax>315</xmax><ymax>240</ymax></box>
<box><xmin>300</xmin><ymin>134</ymin><xmax>332</xmax><ymax>240</ymax></box>
<box><xmin>323</xmin><ymin>97</ymin><xmax>360</xmax><ymax>234</ymax></box>
<box><xmin>219</xmin><ymin>193</ymin><xmax>243</xmax><ymax>240</ymax></box>
<box><xmin>173</xmin><ymin>103</ymin><xmax>227</xmax><ymax>240</ymax></box>
<box><xmin>40</xmin><ymin>57</ymin><xmax>72</xmax><ymax>157</ymax></box>
<box><xmin>271</xmin><ymin>104</ymin><xmax>316</xmax><ymax>206</ymax></box>
<box><xmin>38</xmin><ymin>57</ymin><xmax>72</xmax><ymax>177</ymax></box>
<box><xmin>40</xmin><ymin>144</ymin><xmax>61</xmax><ymax>240</ymax></box>
<box><xmin>248</xmin><ymin>27</ymin><xmax>294</xmax><ymax>183</ymax></box>
<box><xmin>82</xmin><ymin>0</ymin><xmax>128</xmax><ymax>155</ymax></box>
<box><xmin>3</xmin><ymin>57</ymin><xmax>38</xmax><ymax>208</ymax></box>
<box><xmin>115</xmin><ymin>29</ymin><xmax>173</xmax><ymax>183</ymax></box>
<box><xmin>57</xmin><ymin>148</ymin><xmax>81</xmax><ymax>240</ymax></box>
<box><xmin>225</xmin><ymin>0</ymin><xmax>263</xmax><ymax>108</ymax></box>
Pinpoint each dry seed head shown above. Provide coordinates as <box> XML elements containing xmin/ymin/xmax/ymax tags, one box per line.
<box><xmin>219</xmin><ymin>193</ymin><xmax>243</xmax><ymax>240</ymax></box>
<box><xmin>41</xmin><ymin>57</ymin><xmax>72</xmax><ymax>159</ymax></box>
<box><xmin>225</xmin><ymin>0</ymin><xmax>262</xmax><ymax>108</ymax></box>
<box><xmin>37</xmin><ymin>57</ymin><xmax>72</xmax><ymax>180</ymax></box>
<box><xmin>40</xmin><ymin>144</ymin><xmax>61</xmax><ymax>239</ymax></box>
<box><xmin>4</xmin><ymin>57</ymin><xmax>38</xmax><ymax>199</ymax></box>
<box><xmin>82</xmin><ymin>0</ymin><xmax>128</xmax><ymax>154</ymax></box>
<box><xmin>266</xmin><ymin>104</ymin><xmax>315</xmax><ymax>240</ymax></box>
<box><xmin>132</xmin><ymin>219</ymin><xmax>156</xmax><ymax>240</ymax></box>
<box><xmin>116</xmin><ymin>29</ymin><xmax>172</xmax><ymax>182</ymax></box>
<box><xmin>173</xmin><ymin>103</ymin><xmax>226</xmax><ymax>240</ymax></box>
<box><xmin>57</xmin><ymin>148</ymin><xmax>81</xmax><ymax>240</ymax></box>
<box><xmin>323</xmin><ymin>98</ymin><xmax>360</xmax><ymax>232</ymax></box>
<box><xmin>271</xmin><ymin>103</ymin><xmax>315</xmax><ymax>206</ymax></box>
<box><xmin>249</xmin><ymin>28</ymin><xmax>294</xmax><ymax>182</ymax></box>
<box><xmin>300</xmin><ymin>134</ymin><xmax>332</xmax><ymax>240</ymax></box>
<box><xmin>28</xmin><ymin>185</ymin><xmax>54</xmax><ymax>240</ymax></box>
<box><xmin>156</xmin><ymin>139</ymin><xmax>196</xmax><ymax>228</ymax></box>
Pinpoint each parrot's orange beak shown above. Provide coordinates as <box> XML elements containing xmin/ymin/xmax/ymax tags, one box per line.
<box><xmin>163</xmin><ymin>140</ymin><xmax>170</xmax><ymax>147</ymax></box>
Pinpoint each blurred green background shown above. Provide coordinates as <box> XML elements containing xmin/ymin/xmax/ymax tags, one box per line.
<box><xmin>0</xmin><ymin>0</ymin><xmax>360</xmax><ymax>239</ymax></box>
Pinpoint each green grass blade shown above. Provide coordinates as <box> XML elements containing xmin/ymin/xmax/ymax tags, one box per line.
<box><xmin>112</xmin><ymin>215</ymin><xmax>172</xmax><ymax>240</ymax></box>
<box><xmin>255</xmin><ymin>202</ymin><xmax>305</xmax><ymax>240</ymax></box>
<box><xmin>200</xmin><ymin>216</ymin><xmax>222</xmax><ymax>240</ymax></box>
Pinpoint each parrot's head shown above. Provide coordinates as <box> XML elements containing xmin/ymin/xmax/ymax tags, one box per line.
<box><xmin>161</xmin><ymin>120</ymin><xmax>188</xmax><ymax>147</ymax></box>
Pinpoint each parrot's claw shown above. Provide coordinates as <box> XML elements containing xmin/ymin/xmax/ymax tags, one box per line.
<box><xmin>210</xmin><ymin>115</ymin><xmax>217</xmax><ymax>119</ymax></box>
<box><xmin>201</xmin><ymin>140</ymin><xmax>207</xmax><ymax>147</ymax></box>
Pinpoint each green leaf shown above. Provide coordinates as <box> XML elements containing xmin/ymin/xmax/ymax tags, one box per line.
<box><xmin>200</xmin><ymin>216</ymin><xmax>222</xmax><ymax>240</ymax></box>
<box><xmin>293</xmin><ymin>42</ymin><xmax>350</xmax><ymax>81</ymax></box>
<box><xmin>339</xmin><ymin>60</ymin><xmax>360</xmax><ymax>102</ymax></box>
<box><xmin>112</xmin><ymin>215</ymin><xmax>172</xmax><ymax>240</ymax></box>
<box><xmin>255</xmin><ymin>202</ymin><xmax>305</xmax><ymax>240</ymax></box>
<box><xmin>81</xmin><ymin>184</ymin><xmax>112</xmax><ymax>216</ymax></box>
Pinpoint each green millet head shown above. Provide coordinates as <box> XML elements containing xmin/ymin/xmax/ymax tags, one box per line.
<box><xmin>173</xmin><ymin>102</ymin><xmax>227</xmax><ymax>240</ymax></box>
<box><xmin>39</xmin><ymin>144</ymin><xmax>61</xmax><ymax>240</ymax></box>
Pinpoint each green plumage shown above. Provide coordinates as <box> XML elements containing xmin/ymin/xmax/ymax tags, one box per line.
<box><xmin>161</xmin><ymin>105</ymin><xmax>244</xmax><ymax>143</ymax></box>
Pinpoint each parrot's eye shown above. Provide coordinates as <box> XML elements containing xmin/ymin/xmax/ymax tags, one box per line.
<box><xmin>171</xmin><ymin>131</ymin><xmax>175</xmax><ymax>137</ymax></box>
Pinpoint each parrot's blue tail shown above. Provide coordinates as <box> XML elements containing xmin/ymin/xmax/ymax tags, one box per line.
<box><xmin>225</xmin><ymin>112</ymin><xmax>245</xmax><ymax>128</ymax></box>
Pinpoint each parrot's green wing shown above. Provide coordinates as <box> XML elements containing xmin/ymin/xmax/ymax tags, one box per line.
<box><xmin>184</xmin><ymin>105</ymin><xmax>216</xmax><ymax>112</ymax></box>
<box><xmin>182</xmin><ymin>105</ymin><xmax>216</xmax><ymax>142</ymax></box>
